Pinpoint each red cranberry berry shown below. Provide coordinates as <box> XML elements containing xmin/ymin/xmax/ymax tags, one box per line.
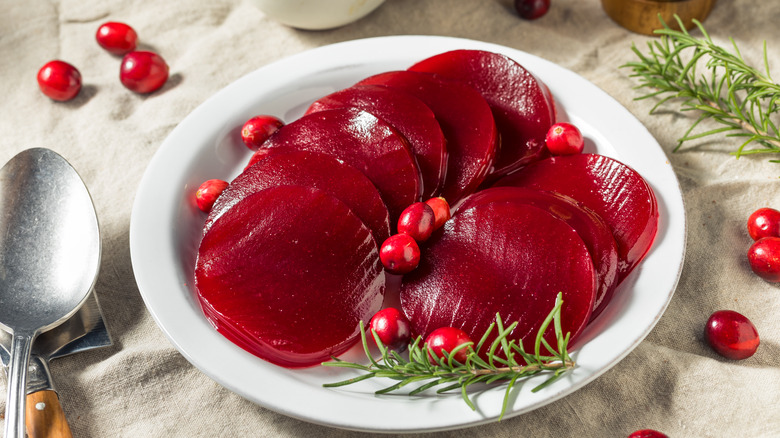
<box><xmin>120</xmin><ymin>51</ymin><xmax>169</xmax><ymax>94</ymax></box>
<box><xmin>96</xmin><ymin>22</ymin><xmax>138</xmax><ymax>55</ymax></box>
<box><xmin>195</xmin><ymin>179</ymin><xmax>229</xmax><ymax>213</ymax></box>
<box><xmin>747</xmin><ymin>207</ymin><xmax>780</xmax><ymax>241</ymax></box>
<box><xmin>241</xmin><ymin>115</ymin><xmax>284</xmax><ymax>150</ymax></box>
<box><xmin>379</xmin><ymin>234</ymin><xmax>420</xmax><ymax>275</ymax></box>
<box><xmin>747</xmin><ymin>236</ymin><xmax>780</xmax><ymax>282</ymax></box>
<box><xmin>628</xmin><ymin>430</ymin><xmax>668</xmax><ymax>438</ymax></box>
<box><xmin>397</xmin><ymin>202</ymin><xmax>436</xmax><ymax>242</ymax></box>
<box><xmin>545</xmin><ymin>122</ymin><xmax>584</xmax><ymax>155</ymax></box>
<box><xmin>425</xmin><ymin>197</ymin><xmax>451</xmax><ymax>230</ymax></box>
<box><xmin>514</xmin><ymin>0</ymin><xmax>550</xmax><ymax>20</ymax></box>
<box><xmin>369</xmin><ymin>308</ymin><xmax>412</xmax><ymax>352</ymax></box>
<box><xmin>704</xmin><ymin>310</ymin><xmax>760</xmax><ymax>360</ymax></box>
<box><xmin>37</xmin><ymin>60</ymin><xmax>82</xmax><ymax>101</ymax></box>
<box><xmin>425</xmin><ymin>327</ymin><xmax>472</xmax><ymax>364</ymax></box>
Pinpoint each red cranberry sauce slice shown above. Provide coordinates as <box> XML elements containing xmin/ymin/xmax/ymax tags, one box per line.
<box><xmin>409</xmin><ymin>50</ymin><xmax>554</xmax><ymax>178</ymax></box>
<box><xmin>493</xmin><ymin>154</ymin><xmax>659</xmax><ymax>282</ymax></box>
<box><xmin>401</xmin><ymin>202</ymin><xmax>595</xmax><ymax>355</ymax></box>
<box><xmin>257</xmin><ymin>107</ymin><xmax>420</xmax><ymax>221</ymax></box>
<box><xmin>456</xmin><ymin>186</ymin><xmax>618</xmax><ymax>321</ymax></box>
<box><xmin>357</xmin><ymin>70</ymin><xmax>497</xmax><ymax>204</ymax></box>
<box><xmin>206</xmin><ymin>148</ymin><xmax>391</xmax><ymax>244</ymax></box>
<box><xmin>305</xmin><ymin>84</ymin><xmax>447</xmax><ymax>199</ymax></box>
<box><xmin>195</xmin><ymin>185</ymin><xmax>385</xmax><ymax>368</ymax></box>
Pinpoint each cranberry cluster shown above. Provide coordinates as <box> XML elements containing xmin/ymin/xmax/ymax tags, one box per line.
<box><xmin>380</xmin><ymin>198</ymin><xmax>450</xmax><ymax>275</ymax></box>
<box><xmin>37</xmin><ymin>22</ymin><xmax>169</xmax><ymax>102</ymax></box>
<box><xmin>747</xmin><ymin>207</ymin><xmax>780</xmax><ymax>282</ymax></box>
<box><xmin>695</xmin><ymin>207</ymin><xmax>776</xmax><ymax>365</ymax></box>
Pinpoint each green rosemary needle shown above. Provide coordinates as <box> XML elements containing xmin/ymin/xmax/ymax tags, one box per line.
<box><xmin>322</xmin><ymin>293</ymin><xmax>575</xmax><ymax>420</ymax></box>
<box><xmin>622</xmin><ymin>15</ymin><xmax>780</xmax><ymax>162</ymax></box>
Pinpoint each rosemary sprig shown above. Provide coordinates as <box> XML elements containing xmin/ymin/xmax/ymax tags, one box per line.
<box><xmin>322</xmin><ymin>293</ymin><xmax>575</xmax><ymax>420</ymax></box>
<box><xmin>622</xmin><ymin>15</ymin><xmax>780</xmax><ymax>162</ymax></box>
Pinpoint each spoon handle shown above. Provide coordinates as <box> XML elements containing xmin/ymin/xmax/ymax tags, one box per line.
<box><xmin>5</xmin><ymin>333</ymin><xmax>33</xmax><ymax>438</ymax></box>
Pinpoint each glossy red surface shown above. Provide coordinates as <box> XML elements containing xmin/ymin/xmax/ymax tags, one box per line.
<box><xmin>95</xmin><ymin>22</ymin><xmax>138</xmax><ymax>55</ymax></box>
<box><xmin>120</xmin><ymin>51</ymin><xmax>169</xmax><ymax>94</ymax></box>
<box><xmin>306</xmin><ymin>84</ymin><xmax>447</xmax><ymax>198</ymax></box>
<box><xmin>456</xmin><ymin>186</ymin><xmax>618</xmax><ymax>321</ymax></box>
<box><xmin>259</xmin><ymin>107</ymin><xmax>420</xmax><ymax>221</ymax></box>
<box><xmin>357</xmin><ymin>71</ymin><xmax>496</xmax><ymax>203</ymax></box>
<box><xmin>195</xmin><ymin>179</ymin><xmax>228</xmax><ymax>213</ymax></box>
<box><xmin>545</xmin><ymin>122</ymin><xmax>584</xmax><ymax>155</ymax></box>
<box><xmin>628</xmin><ymin>430</ymin><xmax>668</xmax><ymax>438</ymax></box>
<box><xmin>37</xmin><ymin>60</ymin><xmax>82</xmax><ymax>101</ymax></box>
<box><xmin>494</xmin><ymin>154</ymin><xmax>659</xmax><ymax>282</ymax></box>
<box><xmin>514</xmin><ymin>0</ymin><xmax>551</xmax><ymax>20</ymax></box>
<box><xmin>401</xmin><ymin>202</ymin><xmax>595</xmax><ymax>354</ymax></box>
<box><xmin>705</xmin><ymin>310</ymin><xmax>760</xmax><ymax>360</ymax></box>
<box><xmin>397</xmin><ymin>202</ymin><xmax>435</xmax><ymax>242</ymax></box>
<box><xmin>207</xmin><ymin>148</ymin><xmax>391</xmax><ymax>244</ymax></box>
<box><xmin>747</xmin><ymin>237</ymin><xmax>780</xmax><ymax>282</ymax></box>
<box><xmin>195</xmin><ymin>185</ymin><xmax>385</xmax><ymax>368</ymax></box>
<box><xmin>409</xmin><ymin>50</ymin><xmax>553</xmax><ymax>177</ymax></box>
<box><xmin>540</xmin><ymin>81</ymin><xmax>557</xmax><ymax>124</ymax></box>
<box><xmin>369</xmin><ymin>307</ymin><xmax>412</xmax><ymax>352</ymax></box>
<box><xmin>241</xmin><ymin>115</ymin><xmax>284</xmax><ymax>150</ymax></box>
<box><xmin>747</xmin><ymin>207</ymin><xmax>780</xmax><ymax>241</ymax></box>
<box><xmin>425</xmin><ymin>197</ymin><xmax>451</xmax><ymax>230</ymax></box>
<box><xmin>380</xmin><ymin>233</ymin><xmax>421</xmax><ymax>275</ymax></box>
<box><xmin>425</xmin><ymin>327</ymin><xmax>472</xmax><ymax>364</ymax></box>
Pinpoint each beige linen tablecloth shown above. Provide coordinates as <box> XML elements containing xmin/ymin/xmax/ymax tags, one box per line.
<box><xmin>1</xmin><ymin>0</ymin><xmax>779</xmax><ymax>436</ymax></box>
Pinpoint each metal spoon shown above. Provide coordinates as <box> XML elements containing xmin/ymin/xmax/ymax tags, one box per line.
<box><xmin>0</xmin><ymin>148</ymin><xmax>100</xmax><ymax>438</ymax></box>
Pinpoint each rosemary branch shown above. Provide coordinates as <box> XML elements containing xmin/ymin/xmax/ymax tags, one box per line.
<box><xmin>622</xmin><ymin>15</ymin><xmax>780</xmax><ymax>162</ymax></box>
<box><xmin>322</xmin><ymin>293</ymin><xmax>575</xmax><ymax>420</ymax></box>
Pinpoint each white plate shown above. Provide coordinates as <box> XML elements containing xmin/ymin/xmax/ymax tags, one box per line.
<box><xmin>129</xmin><ymin>36</ymin><xmax>686</xmax><ymax>433</ymax></box>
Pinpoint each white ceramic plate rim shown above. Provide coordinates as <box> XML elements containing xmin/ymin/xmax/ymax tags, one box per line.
<box><xmin>129</xmin><ymin>35</ymin><xmax>686</xmax><ymax>433</ymax></box>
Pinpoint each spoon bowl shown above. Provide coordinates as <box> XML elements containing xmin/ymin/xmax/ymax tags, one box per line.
<box><xmin>0</xmin><ymin>148</ymin><xmax>100</xmax><ymax>437</ymax></box>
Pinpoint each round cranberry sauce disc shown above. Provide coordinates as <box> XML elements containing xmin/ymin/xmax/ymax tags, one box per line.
<box><xmin>305</xmin><ymin>84</ymin><xmax>447</xmax><ymax>199</ymax></box>
<box><xmin>195</xmin><ymin>185</ymin><xmax>385</xmax><ymax>368</ymax></box>
<box><xmin>357</xmin><ymin>70</ymin><xmax>497</xmax><ymax>203</ymax></box>
<box><xmin>259</xmin><ymin>107</ymin><xmax>420</xmax><ymax>221</ymax></box>
<box><xmin>206</xmin><ymin>148</ymin><xmax>391</xmax><ymax>244</ymax></box>
<box><xmin>401</xmin><ymin>202</ymin><xmax>595</xmax><ymax>354</ymax></box>
<box><xmin>456</xmin><ymin>186</ymin><xmax>619</xmax><ymax>321</ymax></box>
<box><xmin>493</xmin><ymin>154</ymin><xmax>659</xmax><ymax>281</ymax></box>
<box><xmin>409</xmin><ymin>50</ymin><xmax>554</xmax><ymax>177</ymax></box>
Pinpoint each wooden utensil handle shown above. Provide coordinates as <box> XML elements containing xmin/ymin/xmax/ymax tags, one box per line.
<box><xmin>25</xmin><ymin>390</ymin><xmax>73</xmax><ymax>438</ymax></box>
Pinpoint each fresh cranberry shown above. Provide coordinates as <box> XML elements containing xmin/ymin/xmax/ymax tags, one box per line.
<box><xmin>397</xmin><ymin>202</ymin><xmax>436</xmax><ymax>242</ymax></box>
<box><xmin>545</xmin><ymin>122</ymin><xmax>584</xmax><ymax>155</ymax></box>
<box><xmin>241</xmin><ymin>116</ymin><xmax>284</xmax><ymax>150</ymax></box>
<box><xmin>425</xmin><ymin>327</ymin><xmax>472</xmax><ymax>364</ymax></box>
<box><xmin>195</xmin><ymin>179</ymin><xmax>229</xmax><ymax>212</ymax></box>
<box><xmin>425</xmin><ymin>197</ymin><xmax>451</xmax><ymax>230</ymax></box>
<box><xmin>705</xmin><ymin>310</ymin><xmax>759</xmax><ymax>360</ymax></box>
<box><xmin>747</xmin><ymin>237</ymin><xmax>780</xmax><ymax>282</ymax></box>
<box><xmin>37</xmin><ymin>60</ymin><xmax>81</xmax><ymax>101</ymax></box>
<box><xmin>379</xmin><ymin>234</ymin><xmax>420</xmax><ymax>274</ymax></box>
<box><xmin>747</xmin><ymin>207</ymin><xmax>780</xmax><ymax>241</ymax></box>
<box><xmin>628</xmin><ymin>430</ymin><xmax>668</xmax><ymax>438</ymax></box>
<box><xmin>120</xmin><ymin>51</ymin><xmax>169</xmax><ymax>94</ymax></box>
<box><xmin>514</xmin><ymin>0</ymin><xmax>550</xmax><ymax>20</ymax></box>
<box><xmin>96</xmin><ymin>22</ymin><xmax>138</xmax><ymax>55</ymax></box>
<box><xmin>369</xmin><ymin>308</ymin><xmax>412</xmax><ymax>352</ymax></box>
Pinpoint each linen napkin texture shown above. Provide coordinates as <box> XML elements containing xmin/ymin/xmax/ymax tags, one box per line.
<box><xmin>0</xmin><ymin>0</ymin><xmax>778</xmax><ymax>436</ymax></box>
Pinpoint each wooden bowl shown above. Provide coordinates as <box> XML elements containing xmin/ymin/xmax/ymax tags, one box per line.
<box><xmin>601</xmin><ymin>0</ymin><xmax>716</xmax><ymax>36</ymax></box>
